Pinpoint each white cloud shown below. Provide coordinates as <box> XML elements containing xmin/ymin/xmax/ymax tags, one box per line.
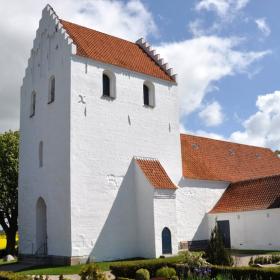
<box><xmin>199</xmin><ymin>101</ymin><xmax>224</xmax><ymax>126</ymax></box>
<box><xmin>0</xmin><ymin>0</ymin><xmax>156</xmax><ymax>132</ymax></box>
<box><xmin>157</xmin><ymin>36</ymin><xmax>269</xmax><ymax>117</ymax></box>
<box><xmin>255</xmin><ymin>18</ymin><xmax>271</xmax><ymax>37</ymax></box>
<box><xmin>230</xmin><ymin>90</ymin><xmax>280</xmax><ymax>149</ymax></box>
<box><xmin>195</xmin><ymin>0</ymin><xmax>249</xmax><ymax>18</ymax></box>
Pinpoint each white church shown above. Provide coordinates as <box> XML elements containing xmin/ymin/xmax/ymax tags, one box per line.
<box><xmin>19</xmin><ymin>5</ymin><xmax>280</xmax><ymax>265</ymax></box>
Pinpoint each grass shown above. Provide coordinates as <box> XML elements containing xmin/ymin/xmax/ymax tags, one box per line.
<box><xmin>18</xmin><ymin>256</ymin><xmax>183</xmax><ymax>275</ymax></box>
<box><xmin>230</xmin><ymin>249</ymin><xmax>280</xmax><ymax>255</ymax></box>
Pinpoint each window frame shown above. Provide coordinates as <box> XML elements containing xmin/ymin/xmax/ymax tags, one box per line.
<box><xmin>143</xmin><ymin>81</ymin><xmax>155</xmax><ymax>108</ymax></box>
<box><xmin>102</xmin><ymin>70</ymin><xmax>116</xmax><ymax>99</ymax></box>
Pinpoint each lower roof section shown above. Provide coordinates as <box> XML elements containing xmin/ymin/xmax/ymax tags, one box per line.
<box><xmin>135</xmin><ymin>157</ymin><xmax>177</xmax><ymax>190</ymax></box>
<box><xmin>210</xmin><ymin>174</ymin><xmax>280</xmax><ymax>214</ymax></box>
<box><xmin>180</xmin><ymin>134</ymin><xmax>280</xmax><ymax>182</ymax></box>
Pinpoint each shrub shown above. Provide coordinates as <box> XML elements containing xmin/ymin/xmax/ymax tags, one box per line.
<box><xmin>205</xmin><ymin>224</ymin><xmax>233</xmax><ymax>266</ymax></box>
<box><xmin>135</xmin><ymin>269</ymin><xmax>150</xmax><ymax>280</ymax></box>
<box><xmin>251</xmin><ymin>255</ymin><xmax>280</xmax><ymax>266</ymax></box>
<box><xmin>180</xmin><ymin>251</ymin><xmax>209</xmax><ymax>268</ymax></box>
<box><xmin>211</xmin><ymin>265</ymin><xmax>280</xmax><ymax>280</ymax></box>
<box><xmin>110</xmin><ymin>256</ymin><xmax>182</xmax><ymax>278</ymax></box>
<box><xmin>155</xmin><ymin>266</ymin><xmax>176</xmax><ymax>279</ymax></box>
<box><xmin>0</xmin><ymin>272</ymin><xmax>31</xmax><ymax>280</ymax></box>
<box><xmin>79</xmin><ymin>263</ymin><xmax>106</xmax><ymax>280</ymax></box>
<box><xmin>170</xmin><ymin>276</ymin><xmax>178</xmax><ymax>280</ymax></box>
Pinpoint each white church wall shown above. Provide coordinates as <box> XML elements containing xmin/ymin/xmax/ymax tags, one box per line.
<box><xmin>19</xmin><ymin>6</ymin><xmax>73</xmax><ymax>257</ymax></box>
<box><xmin>154</xmin><ymin>189</ymin><xmax>177</xmax><ymax>257</ymax></box>
<box><xmin>209</xmin><ymin>208</ymin><xmax>280</xmax><ymax>251</ymax></box>
<box><xmin>134</xmin><ymin>161</ymin><xmax>156</xmax><ymax>258</ymax></box>
<box><xmin>176</xmin><ymin>178</ymin><xmax>229</xmax><ymax>243</ymax></box>
<box><xmin>70</xmin><ymin>56</ymin><xmax>181</xmax><ymax>260</ymax></box>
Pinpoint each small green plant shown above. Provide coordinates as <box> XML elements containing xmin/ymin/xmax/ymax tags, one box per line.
<box><xmin>135</xmin><ymin>269</ymin><xmax>150</xmax><ymax>280</ymax></box>
<box><xmin>155</xmin><ymin>266</ymin><xmax>176</xmax><ymax>279</ymax></box>
<box><xmin>205</xmin><ymin>224</ymin><xmax>233</xmax><ymax>266</ymax></box>
<box><xmin>170</xmin><ymin>276</ymin><xmax>179</xmax><ymax>280</ymax></box>
<box><xmin>79</xmin><ymin>263</ymin><xmax>106</xmax><ymax>280</ymax></box>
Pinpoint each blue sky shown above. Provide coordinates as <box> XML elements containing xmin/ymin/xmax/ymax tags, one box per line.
<box><xmin>0</xmin><ymin>0</ymin><xmax>279</xmax><ymax>149</ymax></box>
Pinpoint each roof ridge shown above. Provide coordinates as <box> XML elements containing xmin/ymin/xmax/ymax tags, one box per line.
<box><xmin>180</xmin><ymin>133</ymin><xmax>274</xmax><ymax>151</ymax></box>
<box><xmin>60</xmin><ymin>19</ymin><xmax>137</xmax><ymax>46</ymax></box>
<box><xmin>136</xmin><ymin>38</ymin><xmax>177</xmax><ymax>81</ymax></box>
<box><xmin>134</xmin><ymin>156</ymin><xmax>158</xmax><ymax>161</ymax></box>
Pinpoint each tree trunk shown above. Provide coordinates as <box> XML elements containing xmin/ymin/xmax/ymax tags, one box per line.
<box><xmin>5</xmin><ymin>228</ymin><xmax>17</xmax><ymax>255</ymax></box>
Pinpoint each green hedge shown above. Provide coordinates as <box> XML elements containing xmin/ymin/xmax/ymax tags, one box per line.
<box><xmin>110</xmin><ymin>256</ymin><xmax>182</xmax><ymax>278</ymax></box>
<box><xmin>0</xmin><ymin>272</ymin><xmax>31</xmax><ymax>280</ymax></box>
<box><xmin>211</xmin><ymin>265</ymin><xmax>280</xmax><ymax>280</ymax></box>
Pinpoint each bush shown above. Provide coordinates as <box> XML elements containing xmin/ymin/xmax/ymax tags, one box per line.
<box><xmin>110</xmin><ymin>256</ymin><xmax>182</xmax><ymax>279</ymax></box>
<box><xmin>79</xmin><ymin>263</ymin><xmax>106</xmax><ymax>280</ymax></box>
<box><xmin>250</xmin><ymin>255</ymin><xmax>280</xmax><ymax>265</ymax></box>
<box><xmin>205</xmin><ymin>225</ymin><xmax>233</xmax><ymax>266</ymax></box>
<box><xmin>155</xmin><ymin>267</ymin><xmax>176</xmax><ymax>279</ymax></box>
<box><xmin>170</xmin><ymin>276</ymin><xmax>178</xmax><ymax>280</ymax></box>
<box><xmin>181</xmin><ymin>251</ymin><xmax>209</xmax><ymax>268</ymax></box>
<box><xmin>0</xmin><ymin>272</ymin><xmax>31</xmax><ymax>280</ymax></box>
<box><xmin>211</xmin><ymin>265</ymin><xmax>280</xmax><ymax>280</ymax></box>
<box><xmin>135</xmin><ymin>269</ymin><xmax>150</xmax><ymax>280</ymax></box>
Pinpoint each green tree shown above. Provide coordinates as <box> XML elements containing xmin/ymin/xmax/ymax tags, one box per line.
<box><xmin>205</xmin><ymin>223</ymin><xmax>233</xmax><ymax>266</ymax></box>
<box><xmin>0</xmin><ymin>131</ymin><xmax>19</xmax><ymax>255</ymax></box>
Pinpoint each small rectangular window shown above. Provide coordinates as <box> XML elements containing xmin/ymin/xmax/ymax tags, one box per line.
<box><xmin>39</xmin><ymin>141</ymin><xmax>43</xmax><ymax>168</ymax></box>
<box><xmin>30</xmin><ymin>91</ymin><xmax>36</xmax><ymax>117</ymax></box>
<box><xmin>48</xmin><ymin>76</ymin><xmax>55</xmax><ymax>104</ymax></box>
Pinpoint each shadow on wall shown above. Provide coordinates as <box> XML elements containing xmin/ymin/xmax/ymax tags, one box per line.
<box><xmin>89</xmin><ymin>161</ymin><xmax>139</xmax><ymax>261</ymax></box>
<box><xmin>189</xmin><ymin>214</ymin><xmax>209</xmax><ymax>250</ymax></box>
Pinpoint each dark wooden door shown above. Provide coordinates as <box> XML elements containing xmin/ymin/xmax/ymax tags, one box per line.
<box><xmin>217</xmin><ymin>220</ymin><xmax>231</xmax><ymax>248</ymax></box>
<box><xmin>162</xmin><ymin>227</ymin><xmax>172</xmax><ymax>254</ymax></box>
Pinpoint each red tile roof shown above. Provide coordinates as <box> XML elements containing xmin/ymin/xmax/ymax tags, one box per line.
<box><xmin>210</xmin><ymin>174</ymin><xmax>280</xmax><ymax>213</ymax></box>
<box><xmin>181</xmin><ymin>134</ymin><xmax>280</xmax><ymax>182</ymax></box>
<box><xmin>135</xmin><ymin>158</ymin><xmax>177</xmax><ymax>189</ymax></box>
<box><xmin>60</xmin><ymin>20</ymin><xmax>174</xmax><ymax>82</ymax></box>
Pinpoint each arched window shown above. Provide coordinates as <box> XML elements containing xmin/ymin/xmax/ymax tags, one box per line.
<box><xmin>162</xmin><ymin>227</ymin><xmax>172</xmax><ymax>254</ymax></box>
<box><xmin>36</xmin><ymin>197</ymin><xmax>48</xmax><ymax>255</ymax></box>
<box><xmin>30</xmin><ymin>91</ymin><xmax>36</xmax><ymax>117</ymax></box>
<box><xmin>39</xmin><ymin>141</ymin><xmax>43</xmax><ymax>168</ymax></box>
<box><xmin>103</xmin><ymin>73</ymin><xmax>110</xmax><ymax>97</ymax></box>
<box><xmin>48</xmin><ymin>76</ymin><xmax>55</xmax><ymax>103</ymax></box>
<box><xmin>143</xmin><ymin>82</ymin><xmax>155</xmax><ymax>107</ymax></box>
<box><xmin>102</xmin><ymin>71</ymin><xmax>116</xmax><ymax>99</ymax></box>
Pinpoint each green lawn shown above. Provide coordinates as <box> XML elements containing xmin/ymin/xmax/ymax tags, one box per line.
<box><xmin>18</xmin><ymin>256</ymin><xmax>183</xmax><ymax>275</ymax></box>
<box><xmin>0</xmin><ymin>258</ymin><xmax>17</xmax><ymax>265</ymax></box>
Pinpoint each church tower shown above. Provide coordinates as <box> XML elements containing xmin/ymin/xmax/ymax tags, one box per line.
<box><xmin>19</xmin><ymin>5</ymin><xmax>181</xmax><ymax>264</ymax></box>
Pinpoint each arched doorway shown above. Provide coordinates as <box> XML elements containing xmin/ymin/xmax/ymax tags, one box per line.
<box><xmin>36</xmin><ymin>197</ymin><xmax>47</xmax><ymax>255</ymax></box>
<box><xmin>162</xmin><ymin>227</ymin><xmax>172</xmax><ymax>254</ymax></box>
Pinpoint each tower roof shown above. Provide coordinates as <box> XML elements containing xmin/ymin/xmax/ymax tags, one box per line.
<box><xmin>59</xmin><ymin>19</ymin><xmax>176</xmax><ymax>82</ymax></box>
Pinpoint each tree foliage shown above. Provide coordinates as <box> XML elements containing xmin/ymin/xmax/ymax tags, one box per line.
<box><xmin>0</xmin><ymin>130</ymin><xmax>19</xmax><ymax>255</ymax></box>
<box><xmin>205</xmin><ymin>223</ymin><xmax>233</xmax><ymax>266</ymax></box>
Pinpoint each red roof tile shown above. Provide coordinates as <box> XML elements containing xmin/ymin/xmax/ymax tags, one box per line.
<box><xmin>135</xmin><ymin>158</ymin><xmax>177</xmax><ymax>189</ymax></box>
<box><xmin>210</xmin><ymin>174</ymin><xmax>280</xmax><ymax>213</ymax></box>
<box><xmin>60</xmin><ymin>20</ymin><xmax>174</xmax><ymax>82</ymax></box>
<box><xmin>181</xmin><ymin>134</ymin><xmax>280</xmax><ymax>182</ymax></box>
